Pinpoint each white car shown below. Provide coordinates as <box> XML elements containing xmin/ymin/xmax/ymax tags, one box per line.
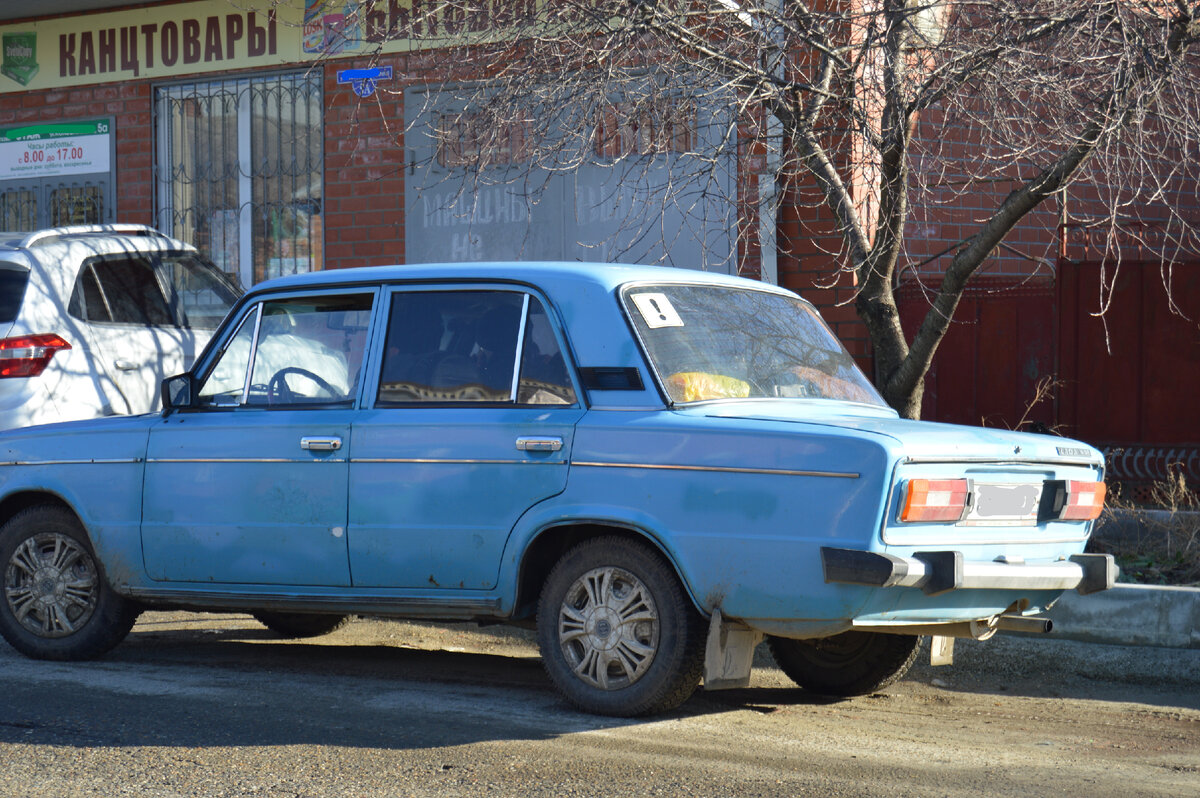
<box><xmin>0</xmin><ymin>225</ymin><xmax>241</xmax><ymax>430</ymax></box>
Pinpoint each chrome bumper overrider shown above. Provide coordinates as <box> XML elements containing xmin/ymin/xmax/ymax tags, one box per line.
<box><xmin>821</xmin><ymin>547</ymin><xmax>1118</xmax><ymax>596</ymax></box>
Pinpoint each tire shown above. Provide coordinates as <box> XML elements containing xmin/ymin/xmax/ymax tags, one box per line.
<box><xmin>767</xmin><ymin>631</ymin><xmax>920</xmax><ymax>697</ymax></box>
<box><xmin>536</xmin><ymin>536</ymin><xmax>705</xmax><ymax>717</ymax></box>
<box><xmin>253</xmin><ymin>611</ymin><xmax>351</xmax><ymax>638</ymax></box>
<box><xmin>0</xmin><ymin>505</ymin><xmax>140</xmax><ymax>661</ymax></box>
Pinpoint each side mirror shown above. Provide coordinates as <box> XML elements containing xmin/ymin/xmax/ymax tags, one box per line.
<box><xmin>161</xmin><ymin>373</ymin><xmax>195</xmax><ymax>413</ymax></box>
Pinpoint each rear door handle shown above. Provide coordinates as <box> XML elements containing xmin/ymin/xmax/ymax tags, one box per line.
<box><xmin>301</xmin><ymin>436</ymin><xmax>342</xmax><ymax>451</ymax></box>
<box><xmin>516</xmin><ymin>436</ymin><xmax>563</xmax><ymax>452</ymax></box>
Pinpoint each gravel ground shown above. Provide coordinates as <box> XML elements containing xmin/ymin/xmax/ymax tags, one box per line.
<box><xmin>1</xmin><ymin>612</ymin><xmax>1197</xmax><ymax>798</ymax></box>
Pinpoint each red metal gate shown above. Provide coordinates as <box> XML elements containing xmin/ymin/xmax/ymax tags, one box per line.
<box><xmin>896</xmin><ymin>278</ymin><xmax>1056</xmax><ymax>430</ymax></box>
<box><xmin>896</xmin><ymin>226</ymin><xmax>1200</xmax><ymax>500</ymax></box>
<box><xmin>1056</xmin><ymin>225</ymin><xmax>1200</xmax><ymax>497</ymax></box>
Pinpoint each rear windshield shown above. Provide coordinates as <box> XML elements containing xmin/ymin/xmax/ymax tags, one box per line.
<box><xmin>621</xmin><ymin>283</ymin><xmax>885</xmax><ymax>406</ymax></box>
<box><xmin>0</xmin><ymin>264</ymin><xmax>29</xmax><ymax>324</ymax></box>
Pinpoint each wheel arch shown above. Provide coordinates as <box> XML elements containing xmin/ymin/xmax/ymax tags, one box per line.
<box><xmin>513</xmin><ymin>521</ymin><xmax>705</xmax><ymax>622</ymax></box>
<box><xmin>0</xmin><ymin>490</ymin><xmax>78</xmax><ymax>532</ymax></box>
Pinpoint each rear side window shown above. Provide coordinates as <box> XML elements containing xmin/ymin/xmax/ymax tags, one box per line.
<box><xmin>0</xmin><ymin>265</ymin><xmax>29</xmax><ymax>324</ymax></box>
<box><xmin>376</xmin><ymin>289</ymin><xmax>576</xmax><ymax>406</ymax></box>
<box><xmin>69</xmin><ymin>256</ymin><xmax>173</xmax><ymax>326</ymax></box>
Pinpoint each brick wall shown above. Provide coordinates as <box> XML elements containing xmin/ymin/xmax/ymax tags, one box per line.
<box><xmin>322</xmin><ymin>55</ymin><xmax>409</xmax><ymax>270</ymax></box>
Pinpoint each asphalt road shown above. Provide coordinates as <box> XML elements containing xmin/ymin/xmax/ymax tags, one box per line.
<box><xmin>2</xmin><ymin>612</ymin><xmax>1198</xmax><ymax>798</ymax></box>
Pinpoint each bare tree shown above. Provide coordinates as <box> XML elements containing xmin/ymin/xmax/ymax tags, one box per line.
<box><xmin>351</xmin><ymin>0</ymin><xmax>1200</xmax><ymax>418</ymax></box>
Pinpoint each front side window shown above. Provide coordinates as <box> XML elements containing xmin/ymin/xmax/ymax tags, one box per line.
<box><xmin>377</xmin><ymin>289</ymin><xmax>576</xmax><ymax>405</ymax></box>
<box><xmin>198</xmin><ymin>293</ymin><xmax>373</xmax><ymax>408</ymax></box>
<box><xmin>622</xmin><ymin>284</ymin><xmax>885</xmax><ymax>406</ymax></box>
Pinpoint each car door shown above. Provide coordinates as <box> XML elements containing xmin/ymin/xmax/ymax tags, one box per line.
<box><xmin>141</xmin><ymin>289</ymin><xmax>376</xmax><ymax>586</ymax></box>
<box><xmin>347</xmin><ymin>286</ymin><xmax>584</xmax><ymax>589</ymax></box>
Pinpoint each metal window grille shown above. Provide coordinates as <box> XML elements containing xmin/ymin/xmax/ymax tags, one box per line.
<box><xmin>155</xmin><ymin>72</ymin><xmax>323</xmax><ymax>287</ymax></box>
<box><xmin>49</xmin><ymin>185</ymin><xmax>104</xmax><ymax>226</ymax></box>
<box><xmin>0</xmin><ymin>188</ymin><xmax>36</xmax><ymax>230</ymax></box>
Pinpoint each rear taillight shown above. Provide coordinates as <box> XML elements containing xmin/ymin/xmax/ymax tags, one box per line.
<box><xmin>1059</xmin><ymin>480</ymin><xmax>1106</xmax><ymax>521</ymax></box>
<box><xmin>900</xmin><ymin>478</ymin><xmax>969</xmax><ymax>523</ymax></box>
<box><xmin>0</xmin><ymin>334</ymin><xmax>72</xmax><ymax>378</ymax></box>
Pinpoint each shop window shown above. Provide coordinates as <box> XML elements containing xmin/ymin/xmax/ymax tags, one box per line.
<box><xmin>155</xmin><ymin>73</ymin><xmax>323</xmax><ymax>287</ymax></box>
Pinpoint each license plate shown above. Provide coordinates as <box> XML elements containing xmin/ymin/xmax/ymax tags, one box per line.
<box><xmin>964</xmin><ymin>482</ymin><xmax>1043</xmax><ymax>526</ymax></box>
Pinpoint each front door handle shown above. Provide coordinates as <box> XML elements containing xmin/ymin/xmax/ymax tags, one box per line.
<box><xmin>300</xmin><ymin>436</ymin><xmax>342</xmax><ymax>451</ymax></box>
<box><xmin>114</xmin><ymin>359</ymin><xmax>139</xmax><ymax>371</ymax></box>
<box><xmin>516</xmin><ymin>436</ymin><xmax>563</xmax><ymax>452</ymax></box>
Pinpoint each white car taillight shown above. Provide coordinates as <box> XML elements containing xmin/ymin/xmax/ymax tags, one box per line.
<box><xmin>1058</xmin><ymin>480</ymin><xmax>1106</xmax><ymax>521</ymax></box>
<box><xmin>0</xmin><ymin>334</ymin><xmax>72</xmax><ymax>378</ymax></box>
<box><xmin>900</xmin><ymin>478</ymin><xmax>969</xmax><ymax>523</ymax></box>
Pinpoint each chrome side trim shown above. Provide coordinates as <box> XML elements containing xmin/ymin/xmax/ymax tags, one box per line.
<box><xmin>903</xmin><ymin>455</ymin><xmax>1102</xmax><ymax>468</ymax></box>
<box><xmin>352</xmin><ymin>458</ymin><xmax>565</xmax><ymax>466</ymax></box>
<box><xmin>573</xmin><ymin>461</ymin><xmax>859</xmax><ymax>479</ymax></box>
<box><xmin>0</xmin><ymin>458</ymin><xmax>144</xmax><ymax>466</ymax></box>
<box><xmin>147</xmin><ymin>458</ymin><xmax>347</xmax><ymax>464</ymax></box>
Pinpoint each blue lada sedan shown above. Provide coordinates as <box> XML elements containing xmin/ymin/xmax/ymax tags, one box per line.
<box><xmin>0</xmin><ymin>262</ymin><xmax>1114</xmax><ymax>716</ymax></box>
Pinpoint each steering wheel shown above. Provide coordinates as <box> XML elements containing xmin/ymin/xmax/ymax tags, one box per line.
<box><xmin>267</xmin><ymin>367</ymin><xmax>340</xmax><ymax>404</ymax></box>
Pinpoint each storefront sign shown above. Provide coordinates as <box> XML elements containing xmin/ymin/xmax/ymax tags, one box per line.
<box><xmin>0</xmin><ymin>119</ymin><xmax>110</xmax><ymax>179</ymax></box>
<box><xmin>0</xmin><ymin>0</ymin><xmax>593</xmax><ymax>94</ymax></box>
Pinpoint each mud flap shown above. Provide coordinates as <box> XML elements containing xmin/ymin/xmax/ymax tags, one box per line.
<box><xmin>930</xmin><ymin>634</ymin><xmax>955</xmax><ymax>666</ymax></box>
<box><xmin>703</xmin><ymin>609</ymin><xmax>764</xmax><ymax>690</ymax></box>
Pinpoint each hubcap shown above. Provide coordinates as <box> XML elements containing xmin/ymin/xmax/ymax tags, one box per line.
<box><xmin>557</xmin><ymin>566</ymin><xmax>659</xmax><ymax>690</ymax></box>
<box><xmin>4</xmin><ymin>533</ymin><xmax>98</xmax><ymax>638</ymax></box>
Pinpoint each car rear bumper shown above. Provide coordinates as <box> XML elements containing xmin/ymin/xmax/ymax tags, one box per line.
<box><xmin>821</xmin><ymin>547</ymin><xmax>1118</xmax><ymax>596</ymax></box>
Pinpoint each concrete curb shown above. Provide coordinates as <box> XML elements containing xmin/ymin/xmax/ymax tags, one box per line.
<box><xmin>1024</xmin><ymin>584</ymin><xmax>1200</xmax><ymax>649</ymax></box>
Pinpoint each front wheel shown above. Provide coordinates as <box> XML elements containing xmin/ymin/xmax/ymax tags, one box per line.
<box><xmin>0</xmin><ymin>505</ymin><xmax>140</xmax><ymax>660</ymax></box>
<box><xmin>536</xmin><ymin>537</ymin><xmax>705</xmax><ymax>717</ymax></box>
<box><xmin>768</xmin><ymin>631</ymin><xmax>920</xmax><ymax>697</ymax></box>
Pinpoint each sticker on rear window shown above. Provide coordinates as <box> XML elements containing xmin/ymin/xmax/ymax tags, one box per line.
<box><xmin>631</xmin><ymin>293</ymin><xmax>684</xmax><ymax>329</ymax></box>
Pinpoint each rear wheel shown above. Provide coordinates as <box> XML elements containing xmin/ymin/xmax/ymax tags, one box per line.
<box><xmin>252</xmin><ymin>612</ymin><xmax>350</xmax><ymax>638</ymax></box>
<box><xmin>768</xmin><ymin>631</ymin><xmax>920</xmax><ymax>696</ymax></box>
<box><xmin>536</xmin><ymin>537</ymin><xmax>705</xmax><ymax>717</ymax></box>
<box><xmin>0</xmin><ymin>505</ymin><xmax>139</xmax><ymax>660</ymax></box>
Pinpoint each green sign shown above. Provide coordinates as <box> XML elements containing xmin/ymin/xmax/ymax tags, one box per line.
<box><xmin>0</xmin><ymin>119</ymin><xmax>109</xmax><ymax>143</ymax></box>
<box><xmin>1</xmin><ymin>32</ymin><xmax>38</xmax><ymax>87</ymax></box>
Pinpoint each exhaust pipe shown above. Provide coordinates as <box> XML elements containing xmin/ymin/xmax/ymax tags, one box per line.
<box><xmin>856</xmin><ymin>618</ymin><xmax>999</xmax><ymax>640</ymax></box>
<box><xmin>996</xmin><ymin>614</ymin><xmax>1054</xmax><ymax>634</ymax></box>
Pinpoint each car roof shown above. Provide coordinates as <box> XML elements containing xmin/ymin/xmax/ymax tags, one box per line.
<box><xmin>248</xmin><ymin>261</ymin><xmax>794</xmax><ymax>298</ymax></box>
<box><xmin>0</xmin><ymin>225</ymin><xmax>193</xmax><ymax>255</ymax></box>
